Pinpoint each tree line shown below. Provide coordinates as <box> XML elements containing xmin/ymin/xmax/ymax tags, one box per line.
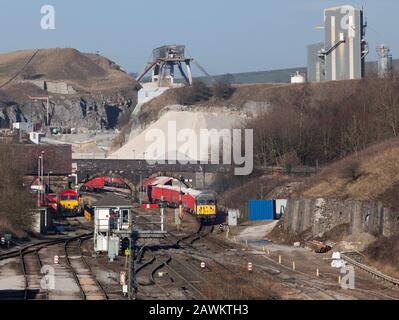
<box><xmin>247</xmin><ymin>75</ymin><xmax>399</xmax><ymax>168</ymax></box>
<box><xmin>0</xmin><ymin>144</ymin><xmax>35</xmax><ymax>234</ymax></box>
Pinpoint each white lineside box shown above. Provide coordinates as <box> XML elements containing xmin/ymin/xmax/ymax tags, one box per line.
<box><xmin>13</xmin><ymin>122</ymin><xmax>28</xmax><ymax>131</ymax></box>
<box><xmin>32</xmin><ymin>208</ymin><xmax>50</xmax><ymax>234</ymax></box>
<box><xmin>96</xmin><ymin>209</ymin><xmax>110</xmax><ymax>232</ymax></box>
<box><xmin>95</xmin><ymin>234</ymin><xmax>108</xmax><ymax>252</ymax></box>
<box><xmin>275</xmin><ymin>200</ymin><xmax>287</xmax><ymax>219</ymax></box>
<box><xmin>228</xmin><ymin>209</ymin><xmax>239</xmax><ymax>226</ymax></box>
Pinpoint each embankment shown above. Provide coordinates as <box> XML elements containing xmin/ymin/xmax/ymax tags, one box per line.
<box><xmin>282</xmin><ymin>198</ymin><xmax>398</xmax><ymax>239</ymax></box>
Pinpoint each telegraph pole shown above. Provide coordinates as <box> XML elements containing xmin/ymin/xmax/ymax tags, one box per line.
<box><xmin>122</xmin><ymin>192</ymin><xmax>167</xmax><ymax>300</ymax></box>
<box><xmin>128</xmin><ymin>230</ymin><xmax>138</xmax><ymax>300</ymax></box>
<box><xmin>41</xmin><ymin>151</ymin><xmax>45</xmax><ymax>203</ymax></box>
<box><xmin>139</xmin><ymin>174</ymin><xmax>143</xmax><ymax>206</ymax></box>
<box><xmin>37</xmin><ymin>155</ymin><xmax>41</xmax><ymax>207</ymax></box>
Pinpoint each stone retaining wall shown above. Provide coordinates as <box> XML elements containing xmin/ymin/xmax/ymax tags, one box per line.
<box><xmin>284</xmin><ymin>198</ymin><xmax>399</xmax><ymax>238</ymax></box>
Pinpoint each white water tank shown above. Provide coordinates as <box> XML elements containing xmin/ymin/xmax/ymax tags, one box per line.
<box><xmin>291</xmin><ymin>71</ymin><xmax>306</xmax><ymax>84</ymax></box>
<box><xmin>29</xmin><ymin>132</ymin><xmax>45</xmax><ymax>144</ymax></box>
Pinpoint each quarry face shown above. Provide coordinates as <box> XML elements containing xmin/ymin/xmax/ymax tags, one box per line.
<box><xmin>0</xmin><ymin>48</ymin><xmax>139</xmax><ymax>133</ymax></box>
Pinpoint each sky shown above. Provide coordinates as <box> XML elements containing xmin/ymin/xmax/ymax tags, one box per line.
<box><xmin>0</xmin><ymin>0</ymin><xmax>397</xmax><ymax>75</ymax></box>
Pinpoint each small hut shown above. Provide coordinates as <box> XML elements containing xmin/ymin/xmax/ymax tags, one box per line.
<box><xmin>93</xmin><ymin>194</ymin><xmax>133</xmax><ymax>253</ymax></box>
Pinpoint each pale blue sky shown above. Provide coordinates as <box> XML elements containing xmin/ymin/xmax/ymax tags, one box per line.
<box><xmin>0</xmin><ymin>0</ymin><xmax>397</xmax><ymax>74</ymax></box>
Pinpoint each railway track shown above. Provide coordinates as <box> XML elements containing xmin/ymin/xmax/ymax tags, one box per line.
<box><xmin>20</xmin><ymin>245</ymin><xmax>48</xmax><ymax>300</ymax></box>
<box><xmin>134</xmin><ymin>211</ymin><xmax>342</xmax><ymax>300</ymax></box>
<box><xmin>256</xmin><ymin>249</ymin><xmax>399</xmax><ymax>300</ymax></box>
<box><xmin>148</xmin><ymin>255</ymin><xmax>176</xmax><ymax>299</ymax></box>
<box><xmin>0</xmin><ymin>238</ymin><xmax>68</xmax><ymax>261</ymax></box>
<box><xmin>131</xmin><ymin>208</ymin><xmax>348</xmax><ymax>300</ymax></box>
<box><xmin>133</xmin><ymin>221</ymin><xmax>214</xmax><ymax>300</ymax></box>
<box><xmin>143</xmin><ymin>253</ymin><xmax>205</xmax><ymax>300</ymax></box>
<box><xmin>0</xmin><ymin>236</ymin><xmax>86</xmax><ymax>300</ymax></box>
<box><xmin>0</xmin><ymin>239</ymin><xmax>67</xmax><ymax>300</ymax></box>
<box><xmin>64</xmin><ymin>235</ymin><xmax>108</xmax><ymax>300</ymax></box>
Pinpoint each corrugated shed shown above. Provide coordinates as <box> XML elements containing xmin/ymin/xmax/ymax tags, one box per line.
<box><xmin>248</xmin><ymin>200</ymin><xmax>276</xmax><ymax>221</ymax></box>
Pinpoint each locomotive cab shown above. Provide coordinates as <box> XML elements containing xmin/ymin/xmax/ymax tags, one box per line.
<box><xmin>59</xmin><ymin>190</ymin><xmax>81</xmax><ymax>217</ymax></box>
<box><xmin>196</xmin><ymin>192</ymin><xmax>217</xmax><ymax>220</ymax></box>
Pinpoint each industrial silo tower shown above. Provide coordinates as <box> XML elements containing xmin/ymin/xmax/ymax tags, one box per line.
<box><xmin>307</xmin><ymin>5</ymin><xmax>369</xmax><ymax>82</ymax></box>
<box><xmin>322</xmin><ymin>5</ymin><xmax>368</xmax><ymax>81</ymax></box>
<box><xmin>376</xmin><ymin>44</ymin><xmax>393</xmax><ymax>78</ymax></box>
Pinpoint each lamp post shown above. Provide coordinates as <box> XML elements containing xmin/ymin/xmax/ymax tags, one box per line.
<box><xmin>36</xmin><ymin>151</ymin><xmax>45</xmax><ymax>206</ymax></box>
<box><xmin>37</xmin><ymin>155</ymin><xmax>41</xmax><ymax>208</ymax></box>
<box><xmin>41</xmin><ymin>151</ymin><xmax>45</xmax><ymax>204</ymax></box>
<box><xmin>179</xmin><ymin>176</ymin><xmax>184</xmax><ymax>221</ymax></box>
<box><xmin>139</xmin><ymin>174</ymin><xmax>142</xmax><ymax>206</ymax></box>
<box><xmin>48</xmin><ymin>170</ymin><xmax>53</xmax><ymax>193</ymax></box>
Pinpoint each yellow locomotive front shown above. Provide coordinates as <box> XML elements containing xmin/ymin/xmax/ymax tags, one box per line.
<box><xmin>195</xmin><ymin>192</ymin><xmax>217</xmax><ymax>220</ymax></box>
<box><xmin>59</xmin><ymin>190</ymin><xmax>80</xmax><ymax>217</ymax></box>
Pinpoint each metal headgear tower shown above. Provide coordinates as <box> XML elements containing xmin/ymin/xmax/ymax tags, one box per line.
<box><xmin>136</xmin><ymin>45</ymin><xmax>212</xmax><ymax>87</ymax></box>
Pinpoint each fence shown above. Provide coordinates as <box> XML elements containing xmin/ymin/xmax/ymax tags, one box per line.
<box><xmin>256</xmin><ymin>166</ymin><xmax>318</xmax><ymax>176</ymax></box>
<box><xmin>341</xmin><ymin>253</ymin><xmax>399</xmax><ymax>286</ymax></box>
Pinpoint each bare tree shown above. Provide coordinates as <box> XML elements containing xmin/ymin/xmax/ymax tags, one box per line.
<box><xmin>0</xmin><ymin>144</ymin><xmax>35</xmax><ymax>233</ymax></box>
<box><xmin>245</xmin><ymin>75</ymin><xmax>399</xmax><ymax>168</ymax></box>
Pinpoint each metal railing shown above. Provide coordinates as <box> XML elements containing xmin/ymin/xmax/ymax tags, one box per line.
<box><xmin>341</xmin><ymin>253</ymin><xmax>399</xmax><ymax>286</ymax></box>
<box><xmin>72</xmin><ymin>153</ymin><xmax>108</xmax><ymax>160</ymax></box>
<box><xmin>256</xmin><ymin>165</ymin><xmax>318</xmax><ymax>176</ymax></box>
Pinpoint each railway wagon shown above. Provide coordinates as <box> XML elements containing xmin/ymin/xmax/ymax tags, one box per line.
<box><xmin>59</xmin><ymin>189</ymin><xmax>81</xmax><ymax>217</ymax></box>
<box><xmin>150</xmin><ymin>184</ymin><xmax>217</xmax><ymax>221</ymax></box>
<box><xmin>151</xmin><ymin>185</ymin><xmax>181</xmax><ymax>207</ymax></box>
<box><xmin>182</xmin><ymin>193</ymin><xmax>196</xmax><ymax>213</ymax></box>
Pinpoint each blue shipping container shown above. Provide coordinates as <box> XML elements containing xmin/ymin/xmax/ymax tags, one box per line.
<box><xmin>248</xmin><ymin>200</ymin><xmax>276</xmax><ymax>221</ymax></box>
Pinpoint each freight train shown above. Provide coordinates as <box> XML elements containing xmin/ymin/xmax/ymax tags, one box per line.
<box><xmin>58</xmin><ymin>189</ymin><xmax>81</xmax><ymax>217</ymax></box>
<box><xmin>144</xmin><ymin>176</ymin><xmax>217</xmax><ymax>221</ymax></box>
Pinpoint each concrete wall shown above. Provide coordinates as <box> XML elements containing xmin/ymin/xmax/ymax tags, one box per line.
<box><xmin>284</xmin><ymin>198</ymin><xmax>399</xmax><ymax>238</ymax></box>
<box><xmin>18</xmin><ymin>80</ymin><xmax>77</xmax><ymax>94</ymax></box>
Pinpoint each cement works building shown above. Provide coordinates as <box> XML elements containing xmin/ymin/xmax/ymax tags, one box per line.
<box><xmin>307</xmin><ymin>5</ymin><xmax>368</xmax><ymax>82</ymax></box>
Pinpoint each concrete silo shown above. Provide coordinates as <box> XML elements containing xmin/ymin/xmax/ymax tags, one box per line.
<box><xmin>322</xmin><ymin>5</ymin><xmax>368</xmax><ymax>81</ymax></box>
<box><xmin>307</xmin><ymin>5</ymin><xmax>369</xmax><ymax>82</ymax></box>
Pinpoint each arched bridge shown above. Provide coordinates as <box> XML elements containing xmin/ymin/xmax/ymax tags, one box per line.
<box><xmin>74</xmin><ymin>159</ymin><xmax>231</xmax><ymax>189</ymax></box>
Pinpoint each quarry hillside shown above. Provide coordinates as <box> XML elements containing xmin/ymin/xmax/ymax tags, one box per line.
<box><xmin>298</xmin><ymin>137</ymin><xmax>399</xmax><ymax>209</ymax></box>
<box><xmin>136</xmin><ymin>80</ymin><xmax>359</xmax><ymax>123</ymax></box>
<box><xmin>111</xmin><ymin>82</ymin><xmax>284</xmax><ymax>156</ymax></box>
<box><xmin>113</xmin><ymin>79</ymin><xmax>362</xmax><ymax>158</ymax></box>
<box><xmin>0</xmin><ymin>48</ymin><xmax>139</xmax><ymax>132</ymax></box>
<box><xmin>0</xmin><ymin>48</ymin><xmax>136</xmax><ymax>91</ymax></box>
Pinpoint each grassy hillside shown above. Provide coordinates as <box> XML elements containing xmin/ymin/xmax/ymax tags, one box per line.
<box><xmin>138</xmin><ymin>82</ymin><xmax>289</xmax><ymax>119</ymax></box>
<box><xmin>0</xmin><ymin>48</ymin><xmax>137</xmax><ymax>92</ymax></box>
<box><xmin>298</xmin><ymin>138</ymin><xmax>399</xmax><ymax>209</ymax></box>
<box><xmin>193</xmin><ymin>59</ymin><xmax>399</xmax><ymax>84</ymax></box>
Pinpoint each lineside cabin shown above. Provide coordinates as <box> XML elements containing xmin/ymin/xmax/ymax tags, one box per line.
<box><xmin>93</xmin><ymin>194</ymin><xmax>133</xmax><ymax>254</ymax></box>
